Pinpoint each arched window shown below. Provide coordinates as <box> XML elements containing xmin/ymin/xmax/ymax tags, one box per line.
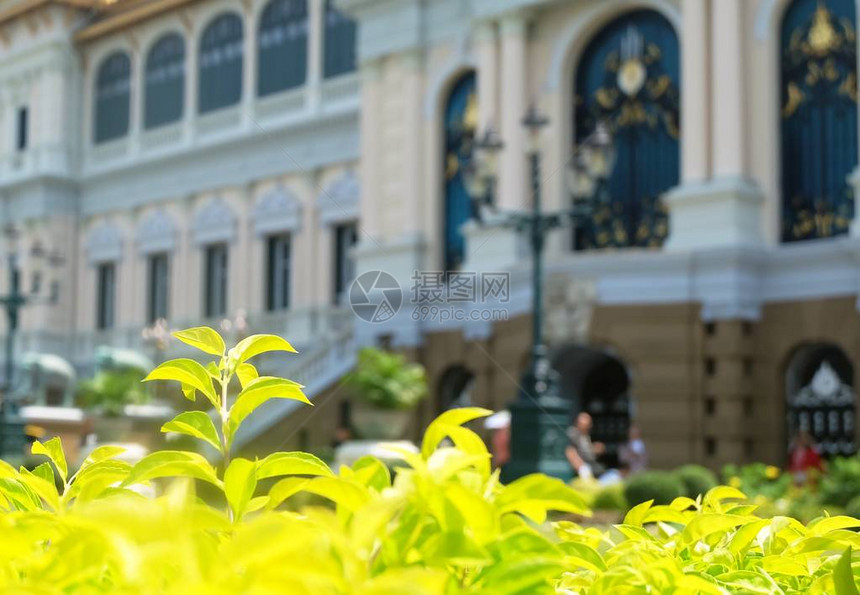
<box><xmin>94</xmin><ymin>52</ymin><xmax>131</xmax><ymax>144</ymax></box>
<box><xmin>573</xmin><ymin>10</ymin><xmax>679</xmax><ymax>250</ymax></box>
<box><xmin>145</xmin><ymin>33</ymin><xmax>186</xmax><ymax>129</ymax></box>
<box><xmin>786</xmin><ymin>343</ymin><xmax>855</xmax><ymax>456</ymax></box>
<box><xmin>258</xmin><ymin>0</ymin><xmax>308</xmax><ymax>96</ymax></box>
<box><xmin>323</xmin><ymin>0</ymin><xmax>356</xmax><ymax>78</ymax></box>
<box><xmin>199</xmin><ymin>13</ymin><xmax>244</xmax><ymax>114</ymax></box>
<box><xmin>443</xmin><ymin>72</ymin><xmax>477</xmax><ymax>272</ymax></box>
<box><xmin>781</xmin><ymin>0</ymin><xmax>857</xmax><ymax>242</ymax></box>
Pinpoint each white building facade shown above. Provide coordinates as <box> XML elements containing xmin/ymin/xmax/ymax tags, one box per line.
<box><xmin>1</xmin><ymin>0</ymin><xmax>860</xmax><ymax>466</ymax></box>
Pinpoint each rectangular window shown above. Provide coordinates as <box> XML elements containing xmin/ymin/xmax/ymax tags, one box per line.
<box><xmin>267</xmin><ymin>234</ymin><xmax>291</xmax><ymax>311</ymax></box>
<box><xmin>333</xmin><ymin>222</ymin><xmax>358</xmax><ymax>304</ymax></box>
<box><xmin>96</xmin><ymin>262</ymin><xmax>116</xmax><ymax>330</ymax></box>
<box><xmin>204</xmin><ymin>244</ymin><xmax>229</xmax><ymax>318</ymax></box>
<box><xmin>16</xmin><ymin>107</ymin><xmax>27</xmax><ymax>151</ymax></box>
<box><xmin>147</xmin><ymin>253</ymin><xmax>170</xmax><ymax>323</ymax></box>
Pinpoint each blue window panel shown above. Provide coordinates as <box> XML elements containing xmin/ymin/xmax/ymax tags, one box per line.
<box><xmin>323</xmin><ymin>0</ymin><xmax>356</xmax><ymax>78</ymax></box>
<box><xmin>94</xmin><ymin>52</ymin><xmax>131</xmax><ymax>144</ymax></box>
<box><xmin>258</xmin><ymin>0</ymin><xmax>308</xmax><ymax>96</ymax></box>
<box><xmin>443</xmin><ymin>72</ymin><xmax>477</xmax><ymax>272</ymax></box>
<box><xmin>573</xmin><ymin>10</ymin><xmax>679</xmax><ymax>250</ymax></box>
<box><xmin>145</xmin><ymin>33</ymin><xmax>186</xmax><ymax>129</ymax></box>
<box><xmin>199</xmin><ymin>13</ymin><xmax>244</xmax><ymax>114</ymax></box>
<box><xmin>781</xmin><ymin>0</ymin><xmax>858</xmax><ymax>242</ymax></box>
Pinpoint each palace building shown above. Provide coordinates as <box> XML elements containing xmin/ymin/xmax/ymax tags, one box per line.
<box><xmin>0</xmin><ymin>0</ymin><xmax>858</xmax><ymax>468</ymax></box>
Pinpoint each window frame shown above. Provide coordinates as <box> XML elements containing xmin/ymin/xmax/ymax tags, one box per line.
<box><xmin>96</xmin><ymin>262</ymin><xmax>116</xmax><ymax>330</ymax></box>
<box><xmin>266</xmin><ymin>233</ymin><xmax>292</xmax><ymax>311</ymax></box>
<box><xmin>147</xmin><ymin>252</ymin><xmax>170</xmax><ymax>323</ymax></box>
<box><xmin>144</xmin><ymin>32</ymin><xmax>186</xmax><ymax>130</ymax></box>
<box><xmin>203</xmin><ymin>243</ymin><xmax>229</xmax><ymax>318</ymax></box>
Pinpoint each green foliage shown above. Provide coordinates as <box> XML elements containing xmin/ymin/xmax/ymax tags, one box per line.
<box><xmin>0</xmin><ymin>327</ymin><xmax>858</xmax><ymax>592</ymax></box>
<box><xmin>822</xmin><ymin>456</ymin><xmax>860</xmax><ymax>508</ymax></box>
<box><xmin>623</xmin><ymin>470</ymin><xmax>686</xmax><ymax>506</ymax></box>
<box><xmin>722</xmin><ymin>462</ymin><xmax>792</xmax><ymax>501</ymax></box>
<box><xmin>343</xmin><ymin>346</ymin><xmax>428</xmax><ymax>410</ymax></box>
<box><xmin>674</xmin><ymin>464</ymin><xmax>719</xmax><ymax>499</ymax></box>
<box><xmin>591</xmin><ymin>482</ymin><xmax>627</xmax><ymax>512</ymax></box>
<box><xmin>75</xmin><ymin>368</ymin><xmax>149</xmax><ymax>415</ymax></box>
<box><xmin>847</xmin><ymin>495</ymin><xmax>860</xmax><ymax>522</ymax></box>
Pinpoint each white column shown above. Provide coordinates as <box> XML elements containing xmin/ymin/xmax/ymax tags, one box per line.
<box><xmin>357</xmin><ymin>60</ymin><xmax>382</xmax><ymax>240</ymax></box>
<box><xmin>184</xmin><ymin>23</ymin><xmax>198</xmax><ymax>143</ymax></box>
<box><xmin>308</xmin><ymin>0</ymin><xmax>324</xmax><ymax>110</ymax></box>
<box><xmin>402</xmin><ymin>50</ymin><xmax>424</xmax><ymax>237</ymax></box>
<box><xmin>242</xmin><ymin>4</ymin><xmax>258</xmax><ymax>127</ymax></box>
<box><xmin>475</xmin><ymin>21</ymin><xmax>498</xmax><ymax>133</ymax></box>
<box><xmin>128</xmin><ymin>47</ymin><xmax>142</xmax><ymax>156</ymax></box>
<box><xmin>710</xmin><ymin>0</ymin><xmax>744</xmax><ymax>179</ymax></box>
<box><xmin>681</xmin><ymin>0</ymin><xmax>710</xmax><ymax>183</ymax></box>
<box><xmin>498</xmin><ymin>12</ymin><xmax>529</xmax><ymax>211</ymax></box>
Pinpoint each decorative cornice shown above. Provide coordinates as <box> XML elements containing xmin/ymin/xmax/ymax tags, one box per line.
<box><xmin>136</xmin><ymin>208</ymin><xmax>177</xmax><ymax>254</ymax></box>
<box><xmin>85</xmin><ymin>219</ymin><xmax>124</xmax><ymax>263</ymax></box>
<box><xmin>317</xmin><ymin>171</ymin><xmax>359</xmax><ymax>226</ymax></box>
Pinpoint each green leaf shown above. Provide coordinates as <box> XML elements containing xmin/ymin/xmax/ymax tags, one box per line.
<box><xmin>144</xmin><ymin>359</ymin><xmax>218</xmax><ymax>409</ymax></box>
<box><xmin>236</xmin><ymin>363</ymin><xmax>258</xmax><ymax>388</ymax></box>
<box><xmin>123</xmin><ymin>451</ymin><xmax>222</xmax><ymax>488</ymax></box>
<box><xmin>181</xmin><ymin>383</ymin><xmax>197</xmax><ymax>402</ymax></box>
<box><xmin>79</xmin><ymin>445</ymin><xmax>126</xmax><ymax>470</ymax></box>
<box><xmin>224</xmin><ymin>458</ymin><xmax>258</xmax><ymax>521</ymax></box>
<box><xmin>256</xmin><ymin>451</ymin><xmax>333</xmax><ymax>480</ymax></box>
<box><xmin>810</xmin><ymin>516</ymin><xmax>860</xmax><ymax>536</ymax></box>
<box><xmin>227</xmin><ymin>377</ymin><xmax>310</xmax><ymax>444</ymax></box>
<box><xmin>32</xmin><ymin>437</ymin><xmax>68</xmax><ymax>484</ymax></box>
<box><xmin>231</xmin><ymin>334</ymin><xmax>297</xmax><ymax>366</ymax></box>
<box><xmin>681</xmin><ymin>513</ymin><xmax>757</xmax><ymax>544</ymax></box>
<box><xmin>834</xmin><ymin>547</ymin><xmax>859</xmax><ymax>595</ymax></box>
<box><xmin>67</xmin><ymin>460</ymin><xmax>133</xmax><ymax>503</ymax></box>
<box><xmin>161</xmin><ymin>411</ymin><xmax>222</xmax><ymax>452</ymax></box>
<box><xmin>421</xmin><ymin>407</ymin><xmax>492</xmax><ymax>459</ymax></box>
<box><xmin>0</xmin><ymin>478</ymin><xmax>42</xmax><ymax>511</ymax></box>
<box><xmin>497</xmin><ymin>474</ymin><xmax>590</xmax><ymax>523</ymax></box>
<box><xmin>172</xmin><ymin>327</ymin><xmax>226</xmax><ymax>356</ymax></box>
<box><xmin>623</xmin><ymin>499</ymin><xmax>653</xmax><ymax>527</ymax></box>
<box><xmin>17</xmin><ymin>467</ymin><xmax>60</xmax><ymax>511</ymax></box>
<box><xmin>268</xmin><ymin>477</ymin><xmax>370</xmax><ymax>512</ymax></box>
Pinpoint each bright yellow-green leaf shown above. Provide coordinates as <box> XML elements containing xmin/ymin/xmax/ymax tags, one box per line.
<box><xmin>225</xmin><ymin>458</ymin><xmax>257</xmax><ymax>521</ymax></box>
<box><xmin>834</xmin><ymin>546</ymin><xmax>859</xmax><ymax>595</ymax></box>
<box><xmin>227</xmin><ymin>377</ymin><xmax>310</xmax><ymax>444</ymax></box>
<box><xmin>67</xmin><ymin>460</ymin><xmax>133</xmax><ymax>503</ymax></box>
<box><xmin>161</xmin><ymin>411</ymin><xmax>222</xmax><ymax>452</ymax></box>
<box><xmin>623</xmin><ymin>499</ymin><xmax>653</xmax><ymax>527</ymax></box>
<box><xmin>497</xmin><ymin>474</ymin><xmax>590</xmax><ymax>522</ymax></box>
<box><xmin>255</xmin><ymin>451</ymin><xmax>333</xmax><ymax>480</ymax></box>
<box><xmin>236</xmin><ymin>362</ymin><xmax>258</xmax><ymax>388</ymax></box>
<box><xmin>172</xmin><ymin>326</ymin><xmax>226</xmax><ymax>356</ymax></box>
<box><xmin>231</xmin><ymin>334</ymin><xmax>297</xmax><ymax>366</ymax></box>
<box><xmin>123</xmin><ymin>451</ymin><xmax>222</xmax><ymax>487</ymax></box>
<box><xmin>421</xmin><ymin>407</ymin><xmax>492</xmax><ymax>459</ymax></box>
<box><xmin>18</xmin><ymin>467</ymin><xmax>59</xmax><ymax>511</ymax></box>
<box><xmin>810</xmin><ymin>516</ymin><xmax>860</xmax><ymax>536</ymax></box>
<box><xmin>144</xmin><ymin>359</ymin><xmax>218</xmax><ymax>409</ymax></box>
<box><xmin>79</xmin><ymin>445</ymin><xmax>126</xmax><ymax>470</ymax></box>
<box><xmin>0</xmin><ymin>478</ymin><xmax>42</xmax><ymax>511</ymax></box>
<box><xmin>682</xmin><ymin>513</ymin><xmax>757</xmax><ymax>544</ymax></box>
<box><xmin>32</xmin><ymin>437</ymin><xmax>68</xmax><ymax>483</ymax></box>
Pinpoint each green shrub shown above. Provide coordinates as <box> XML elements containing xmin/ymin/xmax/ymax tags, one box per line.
<box><xmin>342</xmin><ymin>347</ymin><xmax>427</xmax><ymax>410</ymax></box>
<box><xmin>846</xmin><ymin>494</ymin><xmax>860</xmax><ymax>520</ymax></box>
<box><xmin>821</xmin><ymin>456</ymin><xmax>860</xmax><ymax>508</ymax></box>
<box><xmin>75</xmin><ymin>368</ymin><xmax>149</xmax><ymax>416</ymax></box>
<box><xmin>623</xmin><ymin>470</ymin><xmax>686</xmax><ymax>506</ymax></box>
<box><xmin>722</xmin><ymin>462</ymin><xmax>791</xmax><ymax>500</ymax></box>
<box><xmin>673</xmin><ymin>464</ymin><xmax>718</xmax><ymax>499</ymax></box>
<box><xmin>592</xmin><ymin>482</ymin><xmax>627</xmax><ymax>511</ymax></box>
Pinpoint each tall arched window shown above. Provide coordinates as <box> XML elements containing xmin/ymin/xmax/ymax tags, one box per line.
<box><xmin>145</xmin><ymin>33</ymin><xmax>186</xmax><ymax>129</ymax></box>
<box><xmin>443</xmin><ymin>72</ymin><xmax>477</xmax><ymax>271</ymax></box>
<box><xmin>781</xmin><ymin>0</ymin><xmax>857</xmax><ymax>242</ymax></box>
<box><xmin>199</xmin><ymin>13</ymin><xmax>244</xmax><ymax>114</ymax></box>
<box><xmin>323</xmin><ymin>0</ymin><xmax>356</xmax><ymax>78</ymax></box>
<box><xmin>573</xmin><ymin>10</ymin><xmax>679</xmax><ymax>250</ymax></box>
<box><xmin>258</xmin><ymin>0</ymin><xmax>308</xmax><ymax>96</ymax></box>
<box><xmin>94</xmin><ymin>52</ymin><xmax>131</xmax><ymax>144</ymax></box>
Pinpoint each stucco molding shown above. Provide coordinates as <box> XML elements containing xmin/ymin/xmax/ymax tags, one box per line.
<box><xmin>192</xmin><ymin>197</ymin><xmax>237</xmax><ymax>245</ymax></box>
<box><xmin>253</xmin><ymin>185</ymin><xmax>303</xmax><ymax>236</ymax></box>
<box><xmin>317</xmin><ymin>171</ymin><xmax>360</xmax><ymax>225</ymax></box>
<box><xmin>136</xmin><ymin>209</ymin><xmax>178</xmax><ymax>255</ymax></box>
<box><xmin>86</xmin><ymin>220</ymin><xmax>124</xmax><ymax>264</ymax></box>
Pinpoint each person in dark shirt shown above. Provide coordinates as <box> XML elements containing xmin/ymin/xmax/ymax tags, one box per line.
<box><xmin>565</xmin><ymin>412</ymin><xmax>606</xmax><ymax>479</ymax></box>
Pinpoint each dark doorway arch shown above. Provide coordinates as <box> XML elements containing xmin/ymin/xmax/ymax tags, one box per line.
<box><xmin>785</xmin><ymin>343</ymin><xmax>856</xmax><ymax>456</ymax></box>
<box><xmin>553</xmin><ymin>345</ymin><xmax>632</xmax><ymax>465</ymax></box>
<box><xmin>437</xmin><ymin>364</ymin><xmax>475</xmax><ymax>414</ymax></box>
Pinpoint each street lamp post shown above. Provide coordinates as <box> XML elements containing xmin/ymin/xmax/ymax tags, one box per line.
<box><xmin>0</xmin><ymin>225</ymin><xmax>64</xmax><ymax>457</ymax></box>
<box><xmin>464</xmin><ymin>108</ymin><xmax>615</xmax><ymax>481</ymax></box>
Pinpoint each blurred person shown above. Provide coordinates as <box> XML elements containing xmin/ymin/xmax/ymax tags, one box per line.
<box><xmin>787</xmin><ymin>429</ymin><xmax>825</xmax><ymax>484</ymax></box>
<box><xmin>618</xmin><ymin>424</ymin><xmax>647</xmax><ymax>475</ymax></box>
<box><xmin>566</xmin><ymin>412</ymin><xmax>606</xmax><ymax>479</ymax></box>
<box><xmin>485</xmin><ymin>410</ymin><xmax>511</xmax><ymax>469</ymax></box>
